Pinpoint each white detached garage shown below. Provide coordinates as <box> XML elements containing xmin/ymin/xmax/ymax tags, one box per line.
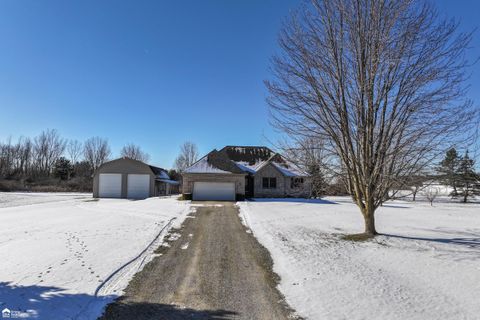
<box><xmin>93</xmin><ymin>158</ymin><xmax>178</xmax><ymax>199</ymax></box>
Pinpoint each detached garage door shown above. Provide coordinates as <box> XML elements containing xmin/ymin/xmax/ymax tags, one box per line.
<box><xmin>127</xmin><ymin>174</ymin><xmax>150</xmax><ymax>199</ymax></box>
<box><xmin>99</xmin><ymin>174</ymin><xmax>122</xmax><ymax>198</ymax></box>
<box><xmin>193</xmin><ymin>182</ymin><xmax>235</xmax><ymax>201</ymax></box>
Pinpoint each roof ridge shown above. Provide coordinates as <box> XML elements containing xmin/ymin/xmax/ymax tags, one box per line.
<box><xmin>220</xmin><ymin>145</ymin><xmax>274</xmax><ymax>151</ymax></box>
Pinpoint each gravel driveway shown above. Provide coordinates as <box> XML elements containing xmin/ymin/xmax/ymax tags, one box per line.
<box><xmin>100</xmin><ymin>202</ymin><xmax>298</xmax><ymax>320</ymax></box>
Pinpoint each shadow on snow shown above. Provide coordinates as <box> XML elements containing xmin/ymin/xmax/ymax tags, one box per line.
<box><xmin>0</xmin><ymin>282</ymin><xmax>238</xmax><ymax>320</ymax></box>
<box><xmin>250</xmin><ymin>198</ymin><xmax>338</xmax><ymax>205</ymax></box>
<box><xmin>100</xmin><ymin>298</ymin><xmax>238</xmax><ymax>320</ymax></box>
<box><xmin>381</xmin><ymin>234</ymin><xmax>480</xmax><ymax>249</ymax></box>
<box><xmin>0</xmin><ymin>281</ymin><xmax>113</xmax><ymax>319</ymax></box>
<box><xmin>379</xmin><ymin>204</ymin><xmax>411</xmax><ymax>209</ymax></box>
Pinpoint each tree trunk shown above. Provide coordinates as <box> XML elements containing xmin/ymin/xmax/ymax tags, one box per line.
<box><xmin>363</xmin><ymin>205</ymin><xmax>377</xmax><ymax>236</ymax></box>
<box><xmin>412</xmin><ymin>190</ymin><xmax>417</xmax><ymax>201</ymax></box>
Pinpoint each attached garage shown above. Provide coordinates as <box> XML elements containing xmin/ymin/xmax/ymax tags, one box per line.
<box><xmin>98</xmin><ymin>173</ymin><xmax>122</xmax><ymax>198</ymax></box>
<box><xmin>127</xmin><ymin>174</ymin><xmax>150</xmax><ymax>199</ymax></box>
<box><xmin>193</xmin><ymin>182</ymin><xmax>236</xmax><ymax>201</ymax></box>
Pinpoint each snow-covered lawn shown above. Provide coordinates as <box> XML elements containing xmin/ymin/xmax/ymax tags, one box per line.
<box><xmin>0</xmin><ymin>192</ymin><xmax>91</xmax><ymax>208</ymax></box>
<box><xmin>238</xmin><ymin>197</ymin><xmax>480</xmax><ymax>320</ymax></box>
<box><xmin>0</xmin><ymin>192</ymin><xmax>190</xmax><ymax>319</ymax></box>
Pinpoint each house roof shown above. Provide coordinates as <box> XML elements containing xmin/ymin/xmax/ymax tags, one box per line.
<box><xmin>220</xmin><ymin>146</ymin><xmax>274</xmax><ymax>164</ymax></box>
<box><xmin>183</xmin><ymin>146</ymin><xmax>308</xmax><ymax>177</ymax></box>
<box><xmin>156</xmin><ymin>178</ymin><xmax>180</xmax><ymax>185</ymax></box>
<box><xmin>149</xmin><ymin>165</ymin><xmax>170</xmax><ymax>179</ymax></box>
<box><xmin>183</xmin><ymin>155</ymin><xmax>233</xmax><ymax>174</ymax></box>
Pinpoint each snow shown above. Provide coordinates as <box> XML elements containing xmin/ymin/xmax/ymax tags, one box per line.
<box><xmin>157</xmin><ymin>179</ymin><xmax>180</xmax><ymax>185</ymax></box>
<box><xmin>270</xmin><ymin>162</ymin><xmax>306</xmax><ymax>177</ymax></box>
<box><xmin>183</xmin><ymin>156</ymin><xmax>232</xmax><ymax>174</ymax></box>
<box><xmin>237</xmin><ymin>197</ymin><xmax>480</xmax><ymax>320</ymax></box>
<box><xmin>0</xmin><ymin>192</ymin><xmax>191</xmax><ymax>319</ymax></box>
<box><xmin>234</xmin><ymin>160</ymin><xmax>307</xmax><ymax>177</ymax></box>
<box><xmin>234</xmin><ymin>161</ymin><xmax>260</xmax><ymax>174</ymax></box>
<box><xmin>0</xmin><ymin>192</ymin><xmax>91</xmax><ymax>208</ymax></box>
<box><xmin>157</xmin><ymin>171</ymin><xmax>170</xmax><ymax>180</ymax></box>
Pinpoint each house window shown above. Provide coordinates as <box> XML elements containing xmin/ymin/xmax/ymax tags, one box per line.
<box><xmin>262</xmin><ymin>177</ymin><xmax>277</xmax><ymax>189</ymax></box>
<box><xmin>291</xmin><ymin>177</ymin><xmax>304</xmax><ymax>189</ymax></box>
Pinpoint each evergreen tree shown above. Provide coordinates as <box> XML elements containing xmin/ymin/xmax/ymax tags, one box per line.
<box><xmin>167</xmin><ymin>169</ymin><xmax>181</xmax><ymax>181</ymax></box>
<box><xmin>53</xmin><ymin>157</ymin><xmax>74</xmax><ymax>180</ymax></box>
<box><xmin>307</xmin><ymin>162</ymin><xmax>326</xmax><ymax>198</ymax></box>
<box><xmin>437</xmin><ymin>148</ymin><xmax>460</xmax><ymax>197</ymax></box>
<box><xmin>456</xmin><ymin>151</ymin><xmax>480</xmax><ymax>203</ymax></box>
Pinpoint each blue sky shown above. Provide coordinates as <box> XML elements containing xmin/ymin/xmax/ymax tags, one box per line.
<box><xmin>0</xmin><ymin>1</ymin><xmax>478</xmax><ymax>169</ymax></box>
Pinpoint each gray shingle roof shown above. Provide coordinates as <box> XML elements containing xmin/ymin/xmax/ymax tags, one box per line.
<box><xmin>184</xmin><ymin>146</ymin><xmax>308</xmax><ymax>177</ymax></box>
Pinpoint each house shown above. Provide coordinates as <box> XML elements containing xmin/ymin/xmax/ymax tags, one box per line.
<box><xmin>93</xmin><ymin>157</ymin><xmax>179</xmax><ymax>199</ymax></box>
<box><xmin>182</xmin><ymin>146</ymin><xmax>311</xmax><ymax>200</ymax></box>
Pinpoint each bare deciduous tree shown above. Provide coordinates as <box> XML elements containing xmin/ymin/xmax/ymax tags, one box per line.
<box><xmin>33</xmin><ymin>129</ymin><xmax>66</xmax><ymax>175</ymax></box>
<box><xmin>174</xmin><ymin>142</ymin><xmax>199</xmax><ymax>172</ymax></box>
<box><xmin>424</xmin><ymin>187</ymin><xmax>439</xmax><ymax>206</ymax></box>
<box><xmin>266</xmin><ymin>0</ymin><xmax>477</xmax><ymax>236</ymax></box>
<box><xmin>83</xmin><ymin>137</ymin><xmax>111</xmax><ymax>172</ymax></box>
<box><xmin>67</xmin><ymin>140</ymin><xmax>83</xmax><ymax>165</ymax></box>
<box><xmin>120</xmin><ymin>143</ymin><xmax>150</xmax><ymax>162</ymax></box>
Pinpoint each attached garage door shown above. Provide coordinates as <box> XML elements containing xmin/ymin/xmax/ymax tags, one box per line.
<box><xmin>99</xmin><ymin>174</ymin><xmax>122</xmax><ymax>198</ymax></box>
<box><xmin>193</xmin><ymin>182</ymin><xmax>235</xmax><ymax>201</ymax></box>
<box><xmin>127</xmin><ymin>174</ymin><xmax>150</xmax><ymax>199</ymax></box>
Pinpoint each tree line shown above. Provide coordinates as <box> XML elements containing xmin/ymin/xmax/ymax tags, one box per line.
<box><xmin>0</xmin><ymin>129</ymin><xmax>151</xmax><ymax>191</ymax></box>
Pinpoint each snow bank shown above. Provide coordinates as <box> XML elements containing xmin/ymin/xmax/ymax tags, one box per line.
<box><xmin>237</xmin><ymin>197</ymin><xmax>480</xmax><ymax>320</ymax></box>
<box><xmin>0</xmin><ymin>193</ymin><xmax>190</xmax><ymax>319</ymax></box>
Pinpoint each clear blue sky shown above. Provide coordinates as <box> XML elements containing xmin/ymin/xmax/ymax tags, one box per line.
<box><xmin>0</xmin><ymin>0</ymin><xmax>478</xmax><ymax>169</ymax></box>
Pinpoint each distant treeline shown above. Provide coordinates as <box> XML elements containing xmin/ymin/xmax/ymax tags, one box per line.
<box><xmin>0</xmin><ymin>129</ymin><xmax>110</xmax><ymax>192</ymax></box>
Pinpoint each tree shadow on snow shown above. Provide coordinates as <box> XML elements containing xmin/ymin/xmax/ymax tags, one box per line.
<box><xmin>0</xmin><ymin>282</ymin><xmax>238</xmax><ymax>320</ymax></box>
<box><xmin>380</xmin><ymin>204</ymin><xmax>411</xmax><ymax>209</ymax></box>
<box><xmin>0</xmin><ymin>281</ymin><xmax>114</xmax><ymax>319</ymax></box>
<box><xmin>381</xmin><ymin>234</ymin><xmax>480</xmax><ymax>249</ymax></box>
<box><xmin>250</xmin><ymin>198</ymin><xmax>338</xmax><ymax>205</ymax></box>
<box><xmin>100</xmin><ymin>298</ymin><xmax>239</xmax><ymax>320</ymax></box>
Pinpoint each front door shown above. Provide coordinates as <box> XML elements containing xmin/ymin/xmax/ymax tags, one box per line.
<box><xmin>245</xmin><ymin>175</ymin><xmax>254</xmax><ymax>198</ymax></box>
